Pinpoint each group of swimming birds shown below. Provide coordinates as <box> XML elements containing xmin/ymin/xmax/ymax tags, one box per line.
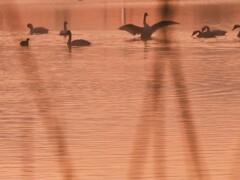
<box><xmin>20</xmin><ymin>12</ymin><xmax>240</xmax><ymax>48</ymax></box>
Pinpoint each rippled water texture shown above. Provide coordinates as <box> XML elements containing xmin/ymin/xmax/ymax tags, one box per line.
<box><xmin>0</xmin><ymin>0</ymin><xmax>240</xmax><ymax>180</ymax></box>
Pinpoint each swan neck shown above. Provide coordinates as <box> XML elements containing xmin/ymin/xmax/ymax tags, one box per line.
<box><xmin>143</xmin><ymin>14</ymin><xmax>147</xmax><ymax>25</ymax></box>
<box><xmin>64</xmin><ymin>23</ymin><xmax>67</xmax><ymax>31</ymax></box>
<box><xmin>68</xmin><ymin>32</ymin><xmax>72</xmax><ymax>47</ymax></box>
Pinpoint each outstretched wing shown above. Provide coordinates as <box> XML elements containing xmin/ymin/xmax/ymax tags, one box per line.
<box><xmin>151</xmin><ymin>21</ymin><xmax>180</xmax><ymax>33</ymax></box>
<box><xmin>119</xmin><ymin>24</ymin><xmax>143</xmax><ymax>35</ymax></box>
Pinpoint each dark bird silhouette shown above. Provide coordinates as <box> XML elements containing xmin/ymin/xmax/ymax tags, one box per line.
<box><xmin>192</xmin><ymin>30</ymin><xmax>216</xmax><ymax>38</ymax></box>
<box><xmin>20</xmin><ymin>38</ymin><xmax>30</xmax><ymax>46</ymax></box>
<box><xmin>119</xmin><ymin>12</ymin><xmax>179</xmax><ymax>41</ymax></box>
<box><xmin>232</xmin><ymin>24</ymin><xmax>240</xmax><ymax>38</ymax></box>
<box><xmin>66</xmin><ymin>30</ymin><xmax>91</xmax><ymax>49</ymax></box>
<box><xmin>27</xmin><ymin>23</ymin><xmax>49</xmax><ymax>35</ymax></box>
<box><xmin>59</xmin><ymin>21</ymin><xmax>68</xmax><ymax>36</ymax></box>
<box><xmin>202</xmin><ymin>26</ymin><xmax>227</xmax><ymax>36</ymax></box>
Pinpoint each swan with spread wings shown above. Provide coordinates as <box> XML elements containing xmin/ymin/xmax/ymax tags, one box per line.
<box><xmin>119</xmin><ymin>12</ymin><xmax>180</xmax><ymax>41</ymax></box>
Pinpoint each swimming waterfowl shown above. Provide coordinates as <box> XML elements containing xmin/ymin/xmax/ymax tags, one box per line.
<box><xmin>20</xmin><ymin>38</ymin><xmax>30</xmax><ymax>46</ymax></box>
<box><xmin>119</xmin><ymin>12</ymin><xmax>180</xmax><ymax>41</ymax></box>
<box><xmin>232</xmin><ymin>24</ymin><xmax>240</xmax><ymax>38</ymax></box>
<box><xmin>202</xmin><ymin>26</ymin><xmax>227</xmax><ymax>36</ymax></box>
<box><xmin>59</xmin><ymin>21</ymin><xmax>68</xmax><ymax>36</ymax></box>
<box><xmin>192</xmin><ymin>30</ymin><xmax>216</xmax><ymax>38</ymax></box>
<box><xmin>66</xmin><ymin>30</ymin><xmax>91</xmax><ymax>49</ymax></box>
<box><xmin>27</xmin><ymin>23</ymin><xmax>49</xmax><ymax>35</ymax></box>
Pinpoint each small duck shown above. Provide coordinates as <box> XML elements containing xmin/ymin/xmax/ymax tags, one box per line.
<box><xmin>192</xmin><ymin>30</ymin><xmax>216</xmax><ymax>38</ymax></box>
<box><xmin>20</xmin><ymin>38</ymin><xmax>30</xmax><ymax>46</ymax></box>
<box><xmin>202</xmin><ymin>26</ymin><xmax>227</xmax><ymax>36</ymax></box>
<box><xmin>27</xmin><ymin>23</ymin><xmax>49</xmax><ymax>35</ymax></box>
<box><xmin>232</xmin><ymin>24</ymin><xmax>240</xmax><ymax>38</ymax></box>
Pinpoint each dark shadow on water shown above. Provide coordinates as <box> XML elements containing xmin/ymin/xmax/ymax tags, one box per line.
<box><xmin>5</xmin><ymin>1</ymin><xmax>75</xmax><ymax>180</ymax></box>
<box><xmin>128</xmin><ymin>0</ymin><xmax>210</xmax><ymax>179</ymax></box>
<box><xmin>19</xmin><ymin>47</ymin><xmax>75</xmax><ymax>180</ymax></box>
<box><xmin>127</xmin><ymin>41</ymin><xmax>166</xmax><ymax>179</ymax></box>
<box><xmin>168</xmin><ymin>50</ymin><xmax>210</xmax><ymax>180</ymax></box>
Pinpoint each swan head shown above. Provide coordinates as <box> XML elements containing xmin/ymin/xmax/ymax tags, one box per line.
<box><xmin>26</xmin><ymin>38</ymin><xmax>30</xmax><ymax>41</ymax></box>
<box><xmin>232</xmin><ymin>24</ymin><xmax>240</xmax><ymax>31</ymax></box>
<box><xmin>64</xmin><ymin>21</ymin><xmax>68</xmax><ymax>25</ymax></box>
<box><xmin>27</xmin><ymin>23</ymin><xmax>33</xmax><ymax>30</ymax></box>
<box><xmin>144</xmin><ymin>12</ymin><xmax>149</xmax><ymax>17</ymax></box>
<box><xmin>201</xmin><ymin>26</ymin><xmax>210</xmax><ymax>32</ymax></box>
<box><xmin>192</xmin><ymin>30</ymin><xmax>201</xmax><ymax>37</ymax></box>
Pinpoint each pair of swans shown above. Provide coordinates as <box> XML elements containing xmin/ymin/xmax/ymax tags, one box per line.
<box><xmin>192</xmin><ymin>25</ymin><xmax>240</xmax><ymax>38</ymax></box>
<box><xmin>27</xmin><ymin>21</ymin><xmax>68</xmax><ymax>35</ymax></box>
<box><xmin>192</xmin><ymin>26</ymin><xmax>227</xmax><ymax>38</ymax></box>
<box><xmin>59</xmin><ymin>22</ymin><xmax>91</xmax><ymax>48</ymax></box>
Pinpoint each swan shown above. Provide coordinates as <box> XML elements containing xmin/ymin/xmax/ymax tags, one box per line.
<box><xmin>59</xmin><ymin>21</ymin><xmax>68</xmax><ymax>36</ymax></box>
<box><xmin>192</xmin><ymin>30</ymin><xmax>216</xmax><ymax>38</ymax></box>
<box><xmin>66</xmin><ymin>30</ymin><xmax>91</xmax><ymax>49</ymax></box>
<box><xmin>232</xmin><ymin>24</ymin><xmax>240</xmax><ymax>38</ymax></box>
<box><xmin>20</xmin><ymin>38</ymin><xmax>30</xmax><ymax>46</ymax></box>
<box><xmin>27</xmin><ymin>23</ymin><xmax>49</xmax><ymax>35</ymax></box>
<box><xmin>202</xmin><ymin>26</ymin><xmax>227</xmax><ymax>36</ymax></box>
<box><xmin>119</xmin><ymin>12</ymin><xmax>180</xmax><ymax>41</ymax></box>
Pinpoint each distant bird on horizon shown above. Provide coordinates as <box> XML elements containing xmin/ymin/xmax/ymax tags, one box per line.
<box><xmin>119</xmin><ymin>12</ymin><xmax>180</xmax><ymax>41</ymax></box>
<box><xmin>59</xmin><ymin>21</ymin><xmax>68</xmax><ymax>36</ymax></box>
<box><xmin>201</xmin><ymin>26</ymin><xmax>227</xmax><ymax>36</ymax></box>
<box><xmin>66</xmin><ymin>30</ymin><xmax>91</xmax><ymax>49</ymax></box>
<box><xmin>192</xmin><ymin>30</ymin><xmax>216</xmax><ymax>38</ymax></box>
<box><xmin>232</xmin><ymin>24</ymin><xmax>240</xmax><ymax>38</ymax></box>
<box><xmin>20</xmin><ymin>38</ymin><xmax>30</xmax><ymax>46</ymax></box>
<box><xmin>27</xmin><ymin>23</ymin><xmax>49</xmax><ymax>35</ymax></box>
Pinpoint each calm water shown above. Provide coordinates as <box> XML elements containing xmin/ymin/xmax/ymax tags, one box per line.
<box><xmin>1</xmin><ymin>0</ymin><xmax>240</xmax><ymax>180</ymax></box>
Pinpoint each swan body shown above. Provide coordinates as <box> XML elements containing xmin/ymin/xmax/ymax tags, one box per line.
<box><xmin>20</xmin><ymin>38</ymin><xmax>30</xmax><ymax>46</ymax></box>
<box><xmin>66</xmin><ymin>30</ymin><xmax>91</xmax><ymax>49</ymax></box>
<box><xmin>119</xmin><ymin>12</ymin><xmax>179</xmax><ymax>41</ymax></box>
<box><xmin>232</xmin><ymin>24</ymin><xmax>240</xmax><ymax>37</ymax></box>
<box><xmin>27</xmin><ymin>23</ymin><xmax>49</xmax><ymax>35</ymax></box>
<box><xmin>192</xmin><ymin>30</ymin><xmax>216</xmax><ymax>38</ymax></box>
<box><xmin>59</xmin><ymin>21</ymin><xmax>68</xmax><ymax>36</ymax></box>
<box><xmin>202</xmin><ymin>26</ymin><xmax>227</xmax><ymax>36</ymax></box>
